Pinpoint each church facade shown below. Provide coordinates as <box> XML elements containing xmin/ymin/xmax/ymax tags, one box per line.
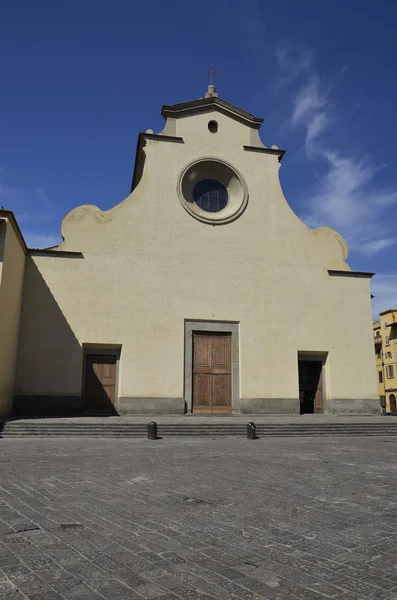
<box><xmin>0</xmin><ymin>86</ymin><xmax>379</xmax><ymax>417</ymax></box>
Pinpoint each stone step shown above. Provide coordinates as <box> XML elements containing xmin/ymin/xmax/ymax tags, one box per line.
<box><xmin>3</xmin><ymin>423</ymin><xmax>393</xmax><ymax>426</ymax></box>
<box><xmin>2</xmin><ymin>421</ymin><xmax>397</xmax><ymax>437</ymax></box>
<box><xmin>3</xmin><ymin>426</ymin><xmax>397</xmax><ymax>433</ymax></box>
<box><xmin>2</xmin><ymin>433</ymin><xmax>395</xmax><ymax>439</ymax></box>
<box><xmin>3</xmin><ymin>422</ymin><xmax>396</xmax><ymax>428</ymax></box>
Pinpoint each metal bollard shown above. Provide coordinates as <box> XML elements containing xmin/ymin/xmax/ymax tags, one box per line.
<box><xmin>247</xmin><ymin>422</ymin><xmax>257</xmax><ymax>440</ymax></box>
<box><xmin>147</xmin><ymin>421</ymin><xmax>158</xmax><ymax>440</ymax></box>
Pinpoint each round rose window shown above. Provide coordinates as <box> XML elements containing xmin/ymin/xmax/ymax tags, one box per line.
<box><xmin>193</xmin><ymin>179</ymin><xmax>228</xmax><ymax>213</ymax></box>
<box><xmin>177</xmin><ymin>157</ymin><xmax>248</xmax><ymax>225</ymax></box>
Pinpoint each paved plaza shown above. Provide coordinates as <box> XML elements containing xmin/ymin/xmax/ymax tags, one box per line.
<box><xmin>1</xmin><ymin>437</ymin><xmax>397</xmax><ymax>600</ymax></box>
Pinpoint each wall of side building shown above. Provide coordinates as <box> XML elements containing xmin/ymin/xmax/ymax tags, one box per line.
<box><xmin>378</xmin><ymin>310</ymin><xmax>397</xmax><ymax>412</ymax></box>
<box><xmin>0</xmin><ymin>217</ymin><xmax>26</xmax><ymax>417</ymax></box>
<box><xmin>373</xmin><ymin>322</ymin><xmax>384</xmax><ymax>410</ymax></box>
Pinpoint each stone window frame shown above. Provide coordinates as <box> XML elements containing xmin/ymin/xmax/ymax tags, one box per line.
<box><xmin>184</xmin><ymin>319</ymin><xmax>240</xmax><ymax>414</ymax></box>
<box><xmin>177</xmin><ymin>157</ymin><xmax>248</xmax><ymax>225</ymax></box>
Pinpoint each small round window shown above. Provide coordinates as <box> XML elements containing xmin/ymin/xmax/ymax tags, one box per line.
<box><xmin>208</xmin><ymin>120</ymin><xmax>218</xmax><ymax>133</ymax></box>
<box><xmin>193</xmin><ymin>179</ymin><xmax>228</xmax><ymax>213</ymax></box>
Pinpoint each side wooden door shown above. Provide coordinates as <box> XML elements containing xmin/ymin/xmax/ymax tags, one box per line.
<box><xmin>83</xmin><ymin>354</ymin><xmax>117</xmax><ymax>413</ymax></box>
<box><xmin>193</xmin><ymin>333</ymin><xmax>232</xmax><ymax>414</ymax></box>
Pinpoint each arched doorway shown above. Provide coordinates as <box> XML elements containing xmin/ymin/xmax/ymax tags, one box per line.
<box><xmin>390</xmin><ymin>394</ymin><xmax>396</xmax><ymax>413</ymax></box>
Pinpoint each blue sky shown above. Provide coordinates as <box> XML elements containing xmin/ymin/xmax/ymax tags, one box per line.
<box><xmin>1</xmin><ymin>0</ymin><xmax>396</xmax><ymax>315</ymax></box>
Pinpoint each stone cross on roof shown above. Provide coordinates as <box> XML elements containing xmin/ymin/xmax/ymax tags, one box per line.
<box><xmin>204</xmin><ymin>65</ymin><xmax>220</xmax><ymax>99</ymax></box>
<box><xmin>204</xmin><ymin>65</ymin><xmax>220</xmax><ymax>86</ymax></box>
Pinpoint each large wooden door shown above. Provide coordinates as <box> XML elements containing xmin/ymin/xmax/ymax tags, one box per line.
<box><xmin>193</xmin><ymin>333</ymin><xmax>232</xmax><ymax>414</ymax></box>
<box><xmin>83</xmin><ymin>354</ymin><xmax>117</xmax><ymax>414</ymax></box>
<box><xmin>298</xmin><ymin>360</ymin><xmax>323</xmax><ymax>414</ymax></box>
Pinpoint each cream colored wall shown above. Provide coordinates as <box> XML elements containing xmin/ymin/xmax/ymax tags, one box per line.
<box><xmin>15</xmin><ymin>256</ymin><xmax>82</xmax><ymax>397</ymax></box>
<box><xmin>15</xmin><ymin>108</ymin><xmax>378</xmax><ymax>407</ymax></box>
<box><xmin>0</xmin><ymin>218</ymin><xmax>26</xmax><ymax>416</ymax></box>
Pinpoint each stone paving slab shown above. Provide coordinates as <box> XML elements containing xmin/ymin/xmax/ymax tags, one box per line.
<box><xmin>1</xmin><ymin>437</ymin><xmax>397</xmax><ymax>600</ymax></box>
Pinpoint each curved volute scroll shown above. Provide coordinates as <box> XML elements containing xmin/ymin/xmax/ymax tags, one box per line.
<box><xmin>59</xmin><ymin>204</ymin><xmax>116</xmax><ymax>251</ymax></box>
<box><xmin>311</xmin><ymin>226</ymin><xmax>350</xmax><ymax>270</ymax></box>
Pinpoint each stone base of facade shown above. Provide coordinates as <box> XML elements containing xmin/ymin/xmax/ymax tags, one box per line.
<box><xmin>0</xmin><ymin>396</ymin><xmax>13</xmax><ymax>419</ymax></box>
<box><xmin>240</xmin><ymin>397</ymin><xmax>380</xmax><ymax>415</ymax></box>
<box><xmin>118</xmin><ymin>397</ymin><xmax>186</xmax><ymax>415</ymax></box>
<box><xmin>13</xmin><ymin>395</ymin><xmax>186</xmax><ymax>416</ymax></box>
<box><xmin>240</xmin><ymin>398</ymin><xmax>300</xmax><ymax>414</ymax></box>
<box><xmin>11</xmin><ymin>395</ymin><xmax>380</xmax><ymax>417</ymax></box>
<box><xmin>13</xmin><ymin>395</ymin><xmax>83</xmax><ymax>416</ymax></box>
<box><xmin>323</xmin><ymin>398</ymin><xmax>380</xmax><ymax>415</ymax></box>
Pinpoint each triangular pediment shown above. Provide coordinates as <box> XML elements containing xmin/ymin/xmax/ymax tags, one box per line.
<box><xmin>161</xmin><ymin>96</ymin><xmax>263</xmax><ymax>130</ymax></box>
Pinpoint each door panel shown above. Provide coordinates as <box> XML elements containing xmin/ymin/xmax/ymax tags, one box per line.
<box><xmin>83</xmin><ymin>354</ymin><xmax>117</xmax><ymax>413</ymax></box>
<box><xmin>193</xmin><ymin>374</ymin><xmax>211</xmax><ymax>411</ymax></box>
<box><xmin>211</xmin><ymin>336</ymin><xmax>230</xmax><ymax>369</ymax></box>
<box><xmin>193</xmin><ymin>333</ymin><xmax>232</xmax><ymax>414</ymax></box>
<box><xmin>195</xmin><ymin>336</ymin><xmax>211</xmax><ymax>368</ymax></box>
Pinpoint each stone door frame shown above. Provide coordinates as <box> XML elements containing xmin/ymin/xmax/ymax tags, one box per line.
<box><xmin>81</xmin><ymin>346</ymin><xmax>121</xmax><ymax>413</ymax></box>
<box><xmin>184</xmin><ymin>320</ymin><xmax>240</xmax><ymax>414</ymax></box>
<box><xmin>297</xmin><ymin>351</ymin><xmax>328</xmax><ymax>415</ymax></box>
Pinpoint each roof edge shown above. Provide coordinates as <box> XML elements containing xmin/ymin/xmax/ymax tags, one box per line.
<box><xmin>161</xmin><ymin>97</ymin><xmax>264</xmax><ymax>129</ymax></box>
<box><xmin>379</xmin><ymin>308</ymin><xmax>397</xmax><ymax>316</ymax></box>
<box><xmin>0</xmin><ymin>209</ymin><xmax>28</xmax><ymax>254</ymax></box>
<box><xmin>130</xmin><ymin>132</ymin><xmax>185</xmax><ymax>192</ymax></box>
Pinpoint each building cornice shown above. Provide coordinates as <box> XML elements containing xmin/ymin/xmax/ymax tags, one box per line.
<box><xmin>28</xmin><ymin>249</ymin><xmax>84</xmax><ymax>258</ymax></box>
<box><xmin>243</xmin><ymin>145</ymin><xmax>286</xmax><ymax>162</ymax></box>
<box><xmin>142</xmin><ymin>132</ymin><xmax>184</xmax><ymax>144</ymax></box>
<box><xmin>161</xmin><ymin>97</ymin><xmax>264</xmax><ymax>129</ymax></box>
<box><xmin>328</xmin><ymin>269</ymin><xmax>374</xmax><ymax>279</ymax></box>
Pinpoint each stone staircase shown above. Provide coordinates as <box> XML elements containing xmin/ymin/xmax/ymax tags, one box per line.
<box><xmin>1</xmin><ymin>420</ymin><xmax>397</xmax><ymax>438</ymax></box>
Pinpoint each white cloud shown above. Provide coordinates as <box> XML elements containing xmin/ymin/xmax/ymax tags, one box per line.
<box><xmin>276</xmin><ymin>42</ymin><xmax>397</xmax><ymax>256</ymax></box>
<box><xmin>305</xmin><ymin>112</ymin><xmax>331</xmax><ymax>147</ymax></box>
<box><xmin>292</xmin><ymin>77</ymin><xmax>328</xmax><ymax>127</ymax></box>
<box><xmin>371</xmin><ymin>274</ymin><xmax>397</xmax><ymax>318</ymax></box>
<box><xmin>302</xmin><ymin>148</ymin><xmax>397</xmax><ymax>256</ymax></box>
<box><xmin>360</xmin><ymin>239</ymin><xmax>395</xmax><ymax>256</ymax></box>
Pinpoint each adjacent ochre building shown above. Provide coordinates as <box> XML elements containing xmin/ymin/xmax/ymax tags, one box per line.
<box><xmin>0</xmin><ymin>85</ymin><xmax>379</xmax><ymax>417</ymax></box>
<box><xmin>374</xmin><ymin>309</ymin><xmax>397</xmax><ymax>412</ymax></box>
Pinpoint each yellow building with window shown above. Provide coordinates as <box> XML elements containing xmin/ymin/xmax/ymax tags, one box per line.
<box><xmin>374</xmin><ymin>309</ymin><xmax>397</xmax><ymax>412</ymax></box>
